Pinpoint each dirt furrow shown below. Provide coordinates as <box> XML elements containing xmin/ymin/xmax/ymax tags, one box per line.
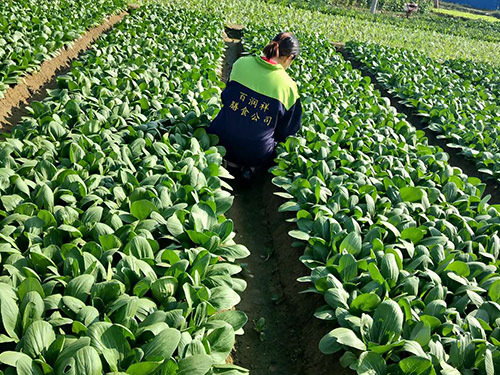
<box><xmin>0</xmin><ymin>9</ymin><xmax>131</xmax><ymax>131</ymax></box>
<box><xmin>219</xmin><ymin>26</ymin><xmax>348</xmax><ymax>374</ymax></box>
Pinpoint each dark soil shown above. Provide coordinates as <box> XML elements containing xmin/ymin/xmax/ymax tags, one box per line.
<box><xmin>229</xmin><ymin>173</ymin><xmax>351</xmax><ymax>375</ymax></box>
<box><xmin>337</xmin><ymin>46</ymin><xmax>500</xmax><ymax>204</ymax></box>
<box><xmin>219</xmin><ymin>25</ymin><xmax>351</xmax><ymax>375</ymax></box>
<box><xmin>0</xmin><ymin>10</ymin><xmax>130</xmax><ymax>131</ymax></box>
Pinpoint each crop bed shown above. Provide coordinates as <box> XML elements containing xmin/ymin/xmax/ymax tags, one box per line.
<box><xmin>170</xmin><ymin>0</ymin><xmax>500</xmax><ymax>65</ymax></box>
<box><xmin>345</xmin><ymin>42</ymin><xmax>500</xmax><ymax>185</ymax></box>
<box><xmin>267</xmin><ymin>0</ymin><xmax>500</xmax><ymax>43</ymax></box>
<box><xmin>240</xmin><ymin>23</ymin><xmax>500</xmax><ymax>375</ymax></box>
<box><xmin>0</xmin><ymin>0</ymin><xmax>127</xmax><ymax>98</ymax></box>
<box><xmin>0</xmin><ymin>4</ymin><xmax>249</xmax><ymax>375</ymax></box>
<box><xmin>2</xmin><ymin>0</ymin><xmax>500</xmax><ymax>373</ymax></box>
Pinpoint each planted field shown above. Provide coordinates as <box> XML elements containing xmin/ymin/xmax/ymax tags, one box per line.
<box><xmin>268</xmin><ymin>0</ymin><xmax>500</xmax><ymax>43</ymax></box>
<box><xmin>431</xmin><ymin>7</ymin><xmax>500</xmax><ymax>22</ymax></box>
<box><xmin>242</xmin><ymin>25</ymin><xmax>500</xmax><ymax>374</ymax></box>
<box><xmin>1</xmin><ymin>0</ymin><xmax>500</xmax><ymax>374</ymax></box>
<box><xmin>0</xmin><ymin>4</ymin><xmax>249</xmax><ymax>375</ymax></box>
<box><xmin>0</xmin><ymin>0</ymin><xmax>127</xmax><ymax>98</ymax></box>
<box><xmin>345</xmin><ymin>42</ymin><xmax>500</xmax><ymax>183</ymax></box>
<box><xmin>172</xmin><ymin>0</ymin><xmax>500</xmax><ymax>64</ymax></box>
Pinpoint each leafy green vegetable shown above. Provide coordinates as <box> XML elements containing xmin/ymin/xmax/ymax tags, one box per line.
<box><xmin>241</xmin><ymin>22</ymin><xmax>500</xmax><ymax>374</ymax></box>
<box><xmin>0</xmin><ymin>0</ymin><xmax>128</xmax><ymax>98</ymax></box>
<box><xmin>0</xmin><ymin>4</ymin><xmax>250</xmax><ymax>374</ymax></box>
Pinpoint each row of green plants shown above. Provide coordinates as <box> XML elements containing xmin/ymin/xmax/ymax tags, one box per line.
<box><xmin>0</xmin><ymin>0</ymin><xmax>128</xmax><ymax>98</ymax></box>
<box><xmin>0</xmin><ymin>4</ymin><xmax>249</xmax><ymax>375</ymax></box>
<box><xmin>241</xmin><ymin>25</ymin><xmax>500</xmax><ymax>374</ymax></box>
<box><xmin>344</xmin><ymin>42</ymin><xmax>500</xmax><ymax>183</ymax></box>
<box><xmin>266</xmin><ymin>0</ymin><xmax>500</xmax><ymax>43</ymax></box>
<box><xmin>445</xmin><ymin>59</ymin><xmax>500</xmax><ymax>93</ymax></box>
<box><xmin>266</xmin><ymin>0</ymin><xmax>434</xmax><ymax>15</ymax></box>
<box><xmin>168</xmin><ymin>0</ymin><xmax>500</xmax><ymax>65</ymax></box>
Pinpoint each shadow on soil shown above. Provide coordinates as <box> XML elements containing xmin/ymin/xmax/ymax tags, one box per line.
<box><xmin>2</xmin><ymin>65</ymin><xmax>72</xmax><ymax>133</ymax></box>
<box><xmin>228</xmin><ymin>173</ymin><xmax>351</xmax><ymax>375</ymax></box>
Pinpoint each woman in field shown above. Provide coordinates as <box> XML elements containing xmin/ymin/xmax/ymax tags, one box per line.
<box><xmin>208</xmin><ymin>32</ymin><xmax>302</xmax><ymax>179</ymax></box>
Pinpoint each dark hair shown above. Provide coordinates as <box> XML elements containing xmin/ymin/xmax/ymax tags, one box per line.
<box><xmin>262</xmin><ymin>32</ymin><xmax>300</xmax><ymax>60</ymax></box>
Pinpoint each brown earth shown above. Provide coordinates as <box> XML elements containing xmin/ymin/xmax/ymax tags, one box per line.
<box><xmin>228</xmin><ymin>174</ymin><xmax>352</xmax><ymax>375</ymax></box>
<box><xmin>221</xmin><ymin>25</ymin><xmax>351</xmax><ymax>375</ymax></box>
<box><xmin>0</xmin><ymin>10</ymin><xmax>130</xmax><ymax>131</ymax></box>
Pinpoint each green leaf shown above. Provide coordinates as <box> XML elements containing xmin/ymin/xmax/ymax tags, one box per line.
<box><xmin>126</xmin><ymin>362</ymin><xmax>162</xmax><ymax>375</ymax></box>
<box><xmin>338</xmin><ymin>253</ymin><xmax>357</xmax><ymax>281</ymax></box>
<box><xmin>214</xmin><ymin>244</ymin><xmax>250</xmax><ymax>259</ymax></box>
<box><xmin>151</xmin><ymin>277</ymin><xmax>178</xmax><ymax>301</ymax></box>
<box><xmin>445</xmin><ymin>261</ymin><xmax>470</xmax><ymax>277</ymax></box>
<box><xmin>210</xmin><ymin>286</ymin><xmax>241</xmax><ymax>310</ymax></box>
<box><xmin>18</xmin><ymin>278</ymin><xmax>44</xmax><ymax>301</ymax></box>
<box><xmin>399</xmin><ymin>356</ymin><xmax>433</xmax><ymax>375</ymax></box>
<box><xmin>54</xmin><ymin>337</ymin><xmax>91</xmax><ymax>373</ymax></box>
<box><xmin>166</xmin><ymin>214</ymin><xmax>184</xmax><ymax>237</ymax></box>
<box><xmin>288</xmin><ymin>230</ymin><xmax>310</xmax><ymax>241</ymax></box>
<box><xmin>12</xmin><ymin>354</ymin><xmax>42</xmax><ymax>375</ymax></box>
<box><xmin>371</xmin><ymin>300</ymin><xmax>404</xmax><ymax>344</ymax></box>
<box><xmin>23</xmin><ymin>320</ymin><xmax>56</xmax><ymax>358</ymax></box>
<box><xmin>126</xmin><ymin>236</ymin><xmax>154</xmax><ymax>259</ymax></box>
<box><xmin>403</xmin><ymin>340</ymin><xmax>429</xmax><ymax>358</ymax></box>
<box><xmin>99</xmin><ymin>234</ymin><xmax>122</xmax><ymax>251</ymax></box>
<box><xmin>207</xmin><ymin>323</ymin><xmax>235</xmax><ymax>362</ymax></box>
<box><xmin>368</xmin><ymin>262</ymin><xmax>385</xmax><ymax>284</ymax></box>
<box><xmin>88</xmin><ymin>323</ymin><xmax>130</xmax><ymax>371</ymax></box>
<box><xmin>131</xmin><ymin>200</ymin><xmax>157</xmax><ymax>221</ymax></box>
<box><xmin>319</xmin><ymin>327</ymin><xmax>366</xmax><ymax>354</ymax></box>
<box><xmin>142</xmin><ymin>328</ymin><xmax>181</xmax><ymax>360</ymax></box>
<box><xmin>351</xmin><ymin>293</ymin><xmax>381</xmax><ymax>312</ymax></box>
<box><xmin>81</xmin><ymin>207</ymin><xmax>103</xmax><ymax>225</ymax></box>
<box><xmin>339</xmin><ymin>232</ymin><xmax>362</xmax><ymax>256</ymax></box>
<box><xmin>488</xmin><ymin>280</ymin><xmax>500</xmax><ymax>302</ymax></box>
<box><xmin>381</xmin><ymin>253</ymin><xmax>399</xmax><ymax>284</ymax></box>
<box><xmin>0</xmin><ymin>351</ymin><xmax>32</xmax><ymax>367</ymax></box>
<box><xmin>485</xmin><ymin>349</ymin><xmax>494</xmax><ymax>375</ymax></box>
<box><xmin>208</xmin><ymin>311</ymin><xmax>248</xmax><ymax>332</ymax></box>
<box><xmin>401</xmin><ymin>227</ymin><xmax>424</xmax><ymax>244</ymax></box>
<box><xmin>325</xmin><ymin>288</ymin><xmax>349</xmax><ymax>309</ymax></box>
<box><xmin>74</xmin><ymin>346</ymin><xmax>102</xmax><ymax>375</ymax></box>
<box><xmin>0</xmin><ymin>283</ymin><xmax>19</xmax><ymax>340</ymax></box>
<box><xmin>400</xmin><ymin>186</ymin><xmax>423</xmax><ymax>202</ymax></box>
<box><xmin>35</xmin><ymin>184</ymin><xmax>54</xmax><ymax>211</ymax></box>
<box><xmin>66</xmin><ymin>275</ymin><xmax>95</xmax><ymax>302</ymax></box>
<box><xmin>1</xmin><ymin>195</ymin><xmax>24</xmax><ymax>212</ymax></box>
<box><xmin>358</xmin><ymin>351</ymin><xmax>387</xmax><ymax>375</ymax></box>
<box><xmin>21</xmin><ymin>292</ymin><xmax>44</xmax><ymax>332</ymax></box>
<box><xmin>410</xmin><ymin>322</ymin><xmax>431</xmax><ymax>347</ymax></box>
<box><xmin>177</xmin><ymin>354</ymin><xmax>213</xmax><ymax>375</ymax></box>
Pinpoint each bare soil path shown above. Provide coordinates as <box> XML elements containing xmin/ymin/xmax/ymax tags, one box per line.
<box><xmin>228</xmin><ymin>174</ymin><xmax>351</xmax><ymax>375</ymax></box>
<box><xmin>0</xmin><ymin>9</ymin><xmax>131</xmax><ymax>131</ymax></box>
<box><xmin>220</xmin><ymin>25</ymin><xmax>350</xmax><ymax>375</ymax></box>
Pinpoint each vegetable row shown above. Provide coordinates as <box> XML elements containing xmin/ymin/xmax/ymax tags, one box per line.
<box><xmin>266</xmin><ymin>0</ymin><xmax>500</xmax><ymax>43</ymax></box>
<box><xmin>242</xmin><ymin>25</ymin><xmax>500</xmax><ymax>375</ymax></box>
<box><xmin>169</xmin><ymin>0</ymin><xmax>500</xmax><ymax>65</ymax></box>
<box><xmin>0</xmin><ymin>0</ymin><xmax>127</xmax><ymax>98</ymax></box>
<box><xmin>0</xmin><ymin>4</ymin><xmax>249</xmax><ymax>375</ymax></box>
<box><xmin>345</xmin><ymin>42</ymin><xmax>500</xmax><ymax>183</ymax></box>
